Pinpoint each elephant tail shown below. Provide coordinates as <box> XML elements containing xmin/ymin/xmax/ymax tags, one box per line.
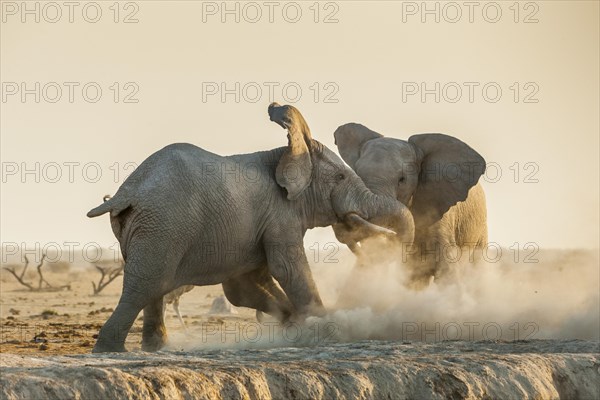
<box><xmin>87</xmin><ymin>194</ymin><xmax>131</xmax><ymax>218</ymax></box>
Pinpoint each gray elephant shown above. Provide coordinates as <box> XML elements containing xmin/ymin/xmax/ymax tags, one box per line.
<box><xmin>333</xmin><ymin>123</ymin><xmax>487</xmax><ymax>286</ymax></box>
<box><xmin>87</xmin><ymin>104</ymin><xmax>413</xmax><ymax>352</ymax></box>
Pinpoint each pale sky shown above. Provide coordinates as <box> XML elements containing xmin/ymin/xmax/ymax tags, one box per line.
<box><xmin>1</xmin><ymin>1</ymin><xmax>599</xmax><ymax>253</ymax></box>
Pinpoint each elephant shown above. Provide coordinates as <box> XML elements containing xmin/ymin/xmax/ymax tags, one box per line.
<box><xmin>333</xmin><ymin>123</ymin><xmax>487</xmax><ymax>287</ymax></box>
<box><xmin>163</xmin><ymin>285</ymin><xmax>194</xmax><ymax>330</ymax></box>
<box><xmin>87</xmin><ymin>103</ymin><xmax>414</xmax><ymax>352</ymax></box>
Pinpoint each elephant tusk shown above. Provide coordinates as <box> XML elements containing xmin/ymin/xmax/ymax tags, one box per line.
<box><xmin>344</xmin><ymin>213</ymin><xmax>397</xmax><ymax>237</ymax></box>
<box><xmin>347</xmin><ymin>241</ymin><xmax>363</xmax><ymax>256</ymax></box>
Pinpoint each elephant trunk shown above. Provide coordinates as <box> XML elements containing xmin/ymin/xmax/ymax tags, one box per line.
<box><xmin>361</xmin><ymin>189</ymin><xmax>415</xmax><ymax>245</ymax></box>
<box><xmin>335</xmin><ymin>188</ymin><xmax>415</xmax><ymax>248</ymax></box>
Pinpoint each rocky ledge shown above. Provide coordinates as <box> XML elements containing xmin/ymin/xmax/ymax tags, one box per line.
<box><xmin>1</xmin><ymin>340</ymin><xmax>599</xmax><ymax>399</ymax></box>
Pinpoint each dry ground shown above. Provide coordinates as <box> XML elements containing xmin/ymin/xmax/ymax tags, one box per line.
<box><xmin>0</xmin><ymin>267</ymin><xmax>257</xmax><ymax>355</ymax></box>
<box><xmin>1</xmin><ymin>253</ymin><xmax>599</xmax><ymax>399</ymax></box>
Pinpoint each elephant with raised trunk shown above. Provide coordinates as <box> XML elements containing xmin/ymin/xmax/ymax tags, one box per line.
<box><xmin>87</xmin><ymin>104</ymin><xmax>413</xmax><ymax>352</ymax></box>
<box><xmin>333</xmin><ymin>123</ymin><xmax>487</xmax><ymax>286</ymax></box>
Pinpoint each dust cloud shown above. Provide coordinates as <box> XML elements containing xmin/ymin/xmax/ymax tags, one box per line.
<box><xmin>168</xmin><ymin>246</ymin><xmax>599</xmax><ymax>351</ymax></box>
<box><xmin>312</xmin><ymin>246</ymin><xmax>600</xmax><ymax>343</ymax></box>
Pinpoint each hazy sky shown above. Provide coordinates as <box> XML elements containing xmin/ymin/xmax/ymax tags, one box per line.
<box><xmin>1</xmin><ymin>1</ymin><xmax>599</xmax><ymax>255</ymax></box>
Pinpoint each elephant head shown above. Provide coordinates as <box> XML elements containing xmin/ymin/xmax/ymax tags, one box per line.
<box><xmin>268</xmin><ymin>103</ymin><xmax>414</xmax><ymax>244</ymax></box>
<box><xmin>333</xmin><ymin>123</ymin><xmax>486</xmax><ymax>232</ymax></box>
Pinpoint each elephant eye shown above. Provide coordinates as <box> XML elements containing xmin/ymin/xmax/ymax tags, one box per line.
<box><xmin>336</xmin><ymin>173</ymin><xmax>346</xmax><ymax>181</ymax></box>
<box><xmin>398</xmin><ymin>176</ymin><xmax>406</xmax><ymax>184</ymax></box>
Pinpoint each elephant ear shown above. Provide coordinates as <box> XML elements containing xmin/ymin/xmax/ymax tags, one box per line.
<box><xmin>333</xmin><ymin>123</ymin><xmax>383</xmax><ymax>169</ymax></box>
<box><xmin>269</xmin><ymin>102</ymin><xmax>314</xmax><ymax>200</ymax></box>
<box><xmin>409</xmin><ymin>133</ymin><xmax>486</xmax><ymax>229</ymax></box>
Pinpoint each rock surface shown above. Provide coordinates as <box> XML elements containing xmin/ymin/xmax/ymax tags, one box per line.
<box><xmin>1</xmin><ymin>340</ymin><xmax>598</xmax><ymax>399</ymax></box>
<box><xmin>209</xmin><ymin>295</ymin><xmax>237</xmax><ymax>315</ymax></box>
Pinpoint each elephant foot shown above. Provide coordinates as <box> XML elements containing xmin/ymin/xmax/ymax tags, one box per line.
<box><xmin>289</xmin><ymin>307</ymin><xmax>326</xmax><ymax>325</ymax></box>
<box><xmin>405</xmin><ymin>273</ymin><xmax>434</xmax><ymax>290</ymax></box>
<box><xmin>310</xmin><ymin>304</ymin><xmax>327</xmax><ymax>318</ymax></box>
<box><xmin>92</xmin><ymin>339</ymin><xmax>128</xmax><ymax>353</ymax></box>
<box><xmin>256</xmin><ymin>308</ymin><xmax>293</xmax><ymax>324</ymax></box>
<box><xmin>141</xmin><ymin>330</ymin><xmax>167</xmax><ymax>352</ymax></box>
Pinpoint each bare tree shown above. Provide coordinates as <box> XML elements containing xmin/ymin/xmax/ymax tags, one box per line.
<box><xmin>91</xmin><ymin>263</ymin><xmax>124</xmax><ymax>295</ymax></box>
<box><xmin>3</xmin><ymin>254</ymin><xmax>70</xmax><ymax>291</ymax></box>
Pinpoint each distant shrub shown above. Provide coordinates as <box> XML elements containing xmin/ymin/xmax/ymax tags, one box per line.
<box><xmin>47</xmin><ymin>261</ymin><xmax>71</xmax><ymax>274</ymax></box>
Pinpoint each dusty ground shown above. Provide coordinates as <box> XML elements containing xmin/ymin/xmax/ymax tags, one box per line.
<box><xmin>1</xmin><ymin>251</ymin><xmax>599</xmax><ymax>399</ymax></box>
<box><xmin>0</xmin><ymin>267</ymin><xmax>258</xmax><ymax>355</ymax></box>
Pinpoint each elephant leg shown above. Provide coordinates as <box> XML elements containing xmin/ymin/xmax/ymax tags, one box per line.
<box><xmin>434</xmin><ymin>242</ymin><xmax>460</xmax><ymax>284</ymax></box>
<box><xmin>172</xmin><ymin>298</ymin><xmax>187</xmax><ymax>331</ymax></box>
<box><xmin>406</xmin><ymin>236</ymin><xmax>441</xmax><ymax>289</ymax></box>
<box><xmin>93</xmin><ymin>254</ymin><xmax>177</xmax><ymax>353</ymax></box>
<box><xmin>222</xmin><ymin>268</ymin><xmax>293</xmax><ymax>323</ymax></box>
<box><xmin>411</xmin><ymin>236</ymin><xmax>460</xmax><ymax>287</ymax></box>
<box><xmin>142</xmin><ymin>296</ymin><xmax>168</xmax><ymax>351</ymax></box>
<box><xmin>255</xmin><ymin>269</ymin><xmax>294</xmax><ymax>321</ymax></box>
<box><xmin>92</xmin><ymin>298</ymin><xmax>144</xmax><ymax>353</ymax></box>
<box><xmin>92</xmin><ymin>270</ymin><xmax>152</xmax><ymax>353</ymax></box>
